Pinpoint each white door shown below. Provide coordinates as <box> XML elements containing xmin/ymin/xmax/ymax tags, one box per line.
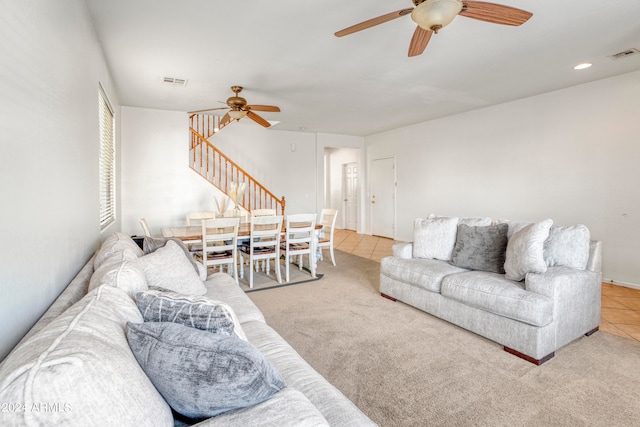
<box><xmin>370</xmin><ymin>157</ymin><xmax>395</xmax><ymax>238</ymax></box>
<box><xmin>342</xmin><ymin>162</ymin><xmax>358</xmax><ymax>231</ymax></box>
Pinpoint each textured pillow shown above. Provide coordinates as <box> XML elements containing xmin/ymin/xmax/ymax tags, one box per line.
<box><xmin>458</xmin><ymin>217</ymin><xmax>492</xmax><ymax>227</ymax></box>
<box><xmin>137</xmin><ymin>240</ymin><xmax>206</xmax><ymax>295</ymax></box>
<box><xmin>450</xmin><ymin>224</ymin><xmax>508</xmax><ymax>273</ymax></box>
<box><xmin>89</xmin><ymin>259</ymin><xmax>148</xmax><ymax>298</ymax></box>
<box><xmin>136</xmin><ymin>289</ymin><xmax>247</xmax><ymax>341</ymax></box>
<box><xmin>143</xmin><ymin>236</ymin><xmax>201</xmax><ymax>277</ymax></box>
<box><xmin>126</xmin><ymin>322</ymin><xmax>284</xmax><ymax>419</ymax></box>
<box><xmin>413</xmin><ymin>216</ymin><xmax>459</xmax><ymax>261</ymax></box>
<box><xmin>504</xmin><ymin>219</ymin><xmax>553</xmax><ymax>281</ymax></box>
<box><xmin>94</xmin><ymin>232</ymin><xmax>143</xmax><ymax>269</ymax></box>
<box><xmin>544</xmin><ymin>224</ymin><xmax>590</xmax><ymax>270</ymax></box>
<box><xmin>0</xmin><ymin>286</ymin><xmax>173</xmax><ymax>426</ymax></box>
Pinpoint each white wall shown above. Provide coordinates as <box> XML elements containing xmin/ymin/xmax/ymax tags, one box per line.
<box><xmin>120</xmin><ymin>109</ymin><xmax>364</xmax><ymax>236</ymax></box>
<box><xmin>0</xmin><ymin>0</ymin><xmax>120</xmax><ymax>360</ymax></box>
<box><xmin>365</xmin><ymin>70</ymin><xmax>640</xmax><ymax>286</ymax></box>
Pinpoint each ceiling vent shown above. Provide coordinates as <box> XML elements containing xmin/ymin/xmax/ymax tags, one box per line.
<box><xmin>608</xmin><ymin>48</ymin><xmax>640</xmax><ymax>60</ymax></box>
<box><xmin>162</xmin><ymin>77</ymin><xmax>188</xmax><ymax>87</ymax></box>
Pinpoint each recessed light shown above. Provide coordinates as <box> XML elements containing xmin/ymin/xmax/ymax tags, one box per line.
<box><xmin>573</xmin><ymin>63</ymin><xmax>592</xmax><ymax>70</ymax></box>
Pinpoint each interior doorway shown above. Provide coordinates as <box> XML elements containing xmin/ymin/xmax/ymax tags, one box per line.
<box><xmin>323</xmin><ymin>147</ymin><xmax>360</xmax><ymax>231</ymax></box>
<box><xmin>370</xmin><ymin>157</ymin><xmax>395</xmax><ymax>239</ymax></box>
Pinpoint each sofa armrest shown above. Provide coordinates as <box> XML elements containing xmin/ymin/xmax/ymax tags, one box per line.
<box><xmin>392</xmin><ymin>242</ymin><xmax>413</xmax><ymax>259</ymax></box>
<box><xmin>587</xmin><ymin>240</ymin><xmax>602</xmax><ymax>273</ymax></box>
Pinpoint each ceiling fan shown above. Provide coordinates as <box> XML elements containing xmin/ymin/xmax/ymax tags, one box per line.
<box><xmin>335</xmin><ymin>0</ymin><xmax>532</xmax><ymax>57</ymax></box>
<box><xmin>188</xmin><ymin>86</ymin><xmax>280</xmax><ymax>128</ymax></box>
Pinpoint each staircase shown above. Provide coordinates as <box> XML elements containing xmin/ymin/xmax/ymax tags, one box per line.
<box><xmin>189</xmin><ymin>114</ymin><xmax>286</xmax><ymax>216</ymax></box>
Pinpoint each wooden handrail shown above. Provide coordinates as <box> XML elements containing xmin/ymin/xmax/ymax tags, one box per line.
<box><xmin>188</xmin><ymin>116</ymin><xmax>286</xmax><ymax>217</ymax></box>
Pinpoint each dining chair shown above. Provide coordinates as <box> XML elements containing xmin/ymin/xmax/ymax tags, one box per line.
<box><xmin>281</xmin><ymin>213</ymin><xmax>317</xmax><ymax>282</ymax></box>
<box><xmin>239</xmin><ymin>215</ymin><xmax>283</xmax><ymax>288</ymax></box>
<box><xmin>318</xmin><ymin>208</ymin><xmax>338</xmax><ymax>266</ymax></box>
<box><xmin>194</xmin><ymin>217</ymin><xmax>240</xmax><ymax>284</ymax></box>
<box><xmin>251</xmin><ymin>208</ymin><xmax>276</xmax><ymax>217</ymax></box>
<box><xmin>185</xmin><ymin>211</ymin><xmax>216</xmax><ymax>252</ymax></box>
<box><xmin>139</xmin><ymin>217</ymin><xmax>152</xmax><ymax>237</ymax></box>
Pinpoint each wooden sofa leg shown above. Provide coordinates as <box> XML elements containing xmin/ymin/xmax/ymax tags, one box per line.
<box><xmin>380</xmin><ymin>293</ymin><xmax>397</xmax><ymax>302</ymax></box>
<box><xmin>504</xmin><ymin>347</ymin><xmax>554</xmax><ymax>365</ymax></box>
<box><xmin>585</xmin><ymin>326</ymin><xmax>599</xmax><ymax>336</ymax></box>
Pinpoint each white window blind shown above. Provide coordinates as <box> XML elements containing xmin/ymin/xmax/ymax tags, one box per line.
<box><xmin>98</xmin><ymin>86</ymin><xmax>115</xmax><ymax>229</ymax></box>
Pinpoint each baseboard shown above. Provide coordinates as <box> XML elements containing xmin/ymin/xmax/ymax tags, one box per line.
<box><xmin>603</xmin><ymin>279</ymin><xmax>640</xmax><ymax>291</ymax></box>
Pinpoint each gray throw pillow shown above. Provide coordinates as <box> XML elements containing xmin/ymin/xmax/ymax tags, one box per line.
<box><xmin>126</xmin><ymin>322</ymin><xmax>284</xmax><ymax>419</ymax></box>
<box><xmin>450</xmin><ymin>224</ymin><xmax>508</xmax><ymax>273</ymax></box>
<box><xmin>136</xmin><ymin>289</ymin><xmax>247</xmax><ymax>341</ymax></box>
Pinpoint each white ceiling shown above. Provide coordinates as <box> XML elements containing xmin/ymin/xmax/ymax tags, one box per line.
<box><xmin>84</xmin><ymin>0</ymin><xmax>640</xmax><ymax>136</ymax></box>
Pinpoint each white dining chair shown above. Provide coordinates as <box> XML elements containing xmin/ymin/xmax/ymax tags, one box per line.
<box><xmin>318</xmin><ymin>208</ymin><xmax>338</xmax><ymax>266</ymax></box>
<box><xmin>239</xmin><ymin>215</ymin><xmax>283</xmax><ymax>288</ymax></box>
<box><xmin>281</xmin><ymin>213</ymin><xmax>317</xmax><ymax>282</ymax></box>
<box><xmin>139</xmin><ymin>217</ymin><xmax>152</xmax><ymax>237</ymax></box>
<box><xmin>194</xmin><ymin>217</ymin><xmax>240</xmax><ymax>283</ymax></box>
<box><xmin>185</xmin><ymin>212</ymin><xmax>216</xmax><ymax>252</ymax></box>
<box><xmin>251</xmin><ymin>208</ymin><xmax>276</xmax><ymax>217</ymax></box>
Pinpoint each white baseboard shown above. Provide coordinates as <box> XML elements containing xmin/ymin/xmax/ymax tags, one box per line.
<box><xmin>602</xmin><ymin>278</ymin><xmax>640</xmax><ymax>290</ymax></box>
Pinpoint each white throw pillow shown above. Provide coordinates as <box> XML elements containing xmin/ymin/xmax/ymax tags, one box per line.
<box><xmin>504</xmin><ymin>219</ymin><xmax>553</xmax><ymax>281</ymax></box>
<box><xmin>88</xmin><ymin>259</ymin><xmax>148</xmax><ymax>298</ymax></box>
<box><xmin>413</xmin><ymin>216</ymin><xmax>459</xmax><ymax>261</ymax></box>
<box><xmin>137</xmin><ymin>240</ymin><xmax>207</xmax><ymax>295</ymax></box>
<box><xmin>94</xmin><ymin>232</ymin><xmax>143</xmax><ymax>269</ymax></box>
<box><xmin>0</xmin><ymin>285</ymin><xmax>173</xmax><ymax>426</ymax></box>
<box><xmin>458</xmin><ymin>217</ymin><xmax>492</xmax><ymax>227</ymax></box>
<box><xmin>544</xmin><ymin>224</ymin><xmax>590</xmax><ymax>270</ymax></box>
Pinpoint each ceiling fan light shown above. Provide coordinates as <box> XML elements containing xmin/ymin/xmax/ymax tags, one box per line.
<box><xmin>228</xmin><ymin>110</ymin><xmax>247</xmax><ymax>120</ymax></box>
<box><xmin>411</xmin><ymin>0</ymin><xmax>463</xmax><ymax>32</ymax></box>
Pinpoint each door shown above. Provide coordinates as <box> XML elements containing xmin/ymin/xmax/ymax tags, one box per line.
<box><xmin>370</xmin><ymin>157</ymin><xmax>395</xmax><ymax>238</ymax></box>
<box><xmin>342</xmin><ymin>162</ymin><xmax>358</xmax><ymax>231</ymax></box>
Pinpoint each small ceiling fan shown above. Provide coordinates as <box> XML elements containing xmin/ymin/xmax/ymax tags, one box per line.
<box><xmin>335</xmin><ymin>0</ymin><xmax>532</xmax><ymax>57</ymax></box>
<box><xmin>188</xmin><ymin>86</ymin><xmax>281</xmax><ymax>128</ymax></box>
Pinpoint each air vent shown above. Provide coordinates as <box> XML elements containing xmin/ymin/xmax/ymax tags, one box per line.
<box><xmin>608</xmin><ymin>48</ymin><xmax>640</xmax><ymax>60</ymax></box>
<box><xmin>162</xmin><ymin>77</ymin><xmax>188</xmax><ymax>87</ymax></box>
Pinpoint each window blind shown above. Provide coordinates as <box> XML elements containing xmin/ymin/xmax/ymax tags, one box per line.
<box><xmin>99</xmin><ymin>86</ymin><xmax>115</xmax><ymax>229</ymax></box>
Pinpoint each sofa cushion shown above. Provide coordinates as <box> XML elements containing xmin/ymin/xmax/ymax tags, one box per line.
<box><xmin>88</xmin><ymin>259</ymin><xmax>148</xmax><ymax>298</ymax></box>
<box><xmin>94</xmin><ymin>232</ymin><xmax>143</xmax><ymax>269</ymax></box>
<box><xmin>0</xmin><ymin>285</ymin><xmax>173</xmax><ymax>427</ymax></box>
<box><xmin>194</xmin><ymin>387</ymin><xmax>329</xmax><ymax>426</ymax></box>
<box><xmin>126</xmin><ymin>321</ymin><xmax>284</xmax><ymax>419</ymax></box>
<box><xmin>504</xmin><ymin>219</ymin><xmax>553</xmax><ymax>281</ymax></box>
<box><xmin>136</xmin><ymin>289</ymin><xmax>247</xmax><ymax>340</ymax></box>
<box><xmin>458</xmin><ymin>216</ymin><xmax>492</xmax><ymax>226</ymax></box>
<box><xmin>137</xmin><ymin>240</ymin><xmax>207</xmax><ymax>295</ymax></box>
<box><xmin>204</xmin><ymin>272</ymin><xmax>266</xmax><ymax>324</ymax></box>
<box><xmin>143</xmin><ymin>236</ymin><xmax>202</xmax><ymax>278</ymax></box>
<box><xmin>450</xmin><ymin>223</ymin><xmax>508</xmax><ymax>273</ymax></box>
<box><xmin>381</xmin><ymin>256</ymin><xmax>468</xmax><ymax>293</ymax></box>
<box><xmin>441</xmin><ymin>271</ymin><xmax>554</xmax><ymax>327</ymax></box>
<box><xmin>544</xmin><ymin>224</ymin><xmax>590</xmax><ymax>270</ymax></box>
<box><xmin>413</xmin><ymin>216</ymin><xmax>459</xmax><ymax>261</ymax></box>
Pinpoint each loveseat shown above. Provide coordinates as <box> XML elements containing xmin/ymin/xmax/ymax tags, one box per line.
<box><xmin>0</xmin><ymin>232</ymin><xmax>376</xmax><ymax>426</ymax></box>
<box><xmin>380</xmin><ymin>215</ymin><xmax>602</xmax><ymax>365</ymax></box>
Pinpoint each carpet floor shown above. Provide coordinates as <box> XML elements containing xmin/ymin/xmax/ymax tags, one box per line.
<box><xmin>248</xmin><ymin>250</ymin><xmax>640</xmax><ymax>427</ymax></box>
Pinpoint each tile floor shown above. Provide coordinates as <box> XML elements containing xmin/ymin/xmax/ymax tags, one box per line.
<box><xmin>333</xmin><ymin>229</ymin><xmax>640</xmax><ymax>343</ymax></box>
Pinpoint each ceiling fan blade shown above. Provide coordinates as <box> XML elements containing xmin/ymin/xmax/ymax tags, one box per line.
<box><xmin>187</xmin><ymin>107</ymin><xmax>229</xmax><ymax>114</ymax></box>
<box><xmin>408</xmin><ymin>26</ymin><xmax>433</xmax><ymax>57</ymax></box>
<box><xmin>246</xmin><ymin>111</ymin><xmax>271</xmax><ymax>128</ymax></box>
<box><xmin>246</xmin><ymin>105</ymin><xmax>281</xmax><ymax>112</ymax></box>
<box><xmin>460</xmin><ymin>1</ymin><xmax>532</xmax><ymax>26</ymax></box>
<box><xmin>335</xmin><ymin>8</ymin><xmax>414</xmax><ymax>37</ymax></box>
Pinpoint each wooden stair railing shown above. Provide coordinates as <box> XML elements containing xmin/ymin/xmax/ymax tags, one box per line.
<box><xmin>189</xmin><ymin>114</ymin><xmax>286</xmax><ymax>216</ymax></box>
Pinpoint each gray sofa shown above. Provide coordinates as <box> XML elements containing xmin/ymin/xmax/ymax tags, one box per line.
<box><xmin>0</xmin><ymin>233</ymin><xmax>376</xmax><ymax>426</ymax></box>
<box><xmin>380</xmin><ymin>216</ymin><xmax>602</xmax><ymax>365</ymax></box>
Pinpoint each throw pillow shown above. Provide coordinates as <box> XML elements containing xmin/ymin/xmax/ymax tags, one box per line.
<box><xmin>137</xmin><ymin>240</ymin><xmax>207</xmax><ymax>295</ymax></box>
<box><xmin>450</xmin><ymin>223</ymin><xmax>508</xmax><ymax>273</ymax></box>
<box><xmin>136</xmin><ymin>289</ymin><xmax>247</xmax><ymax>341</ymax></box>
<box><xmin>126</xmin><ymin>322</ymin><xmax>284</xmax><ymax>419</ymax></box>
<box><xmin>458</xmin><ymin>217</ymin><xmax>493</xmax><ymax>227</ymax></box>
<box><xmin>413</xmin><ymin>216</ymin><xmax>459</xmax><ymax>261</ymax></box>
<box><xmin>94</xmin><ymin>232</ymin><xmax>144</xmax><ymax>269</ymax></box>
<box><xmin>88</xmin><ymin>259</ymin><xmax>148</xmax><ymax>298</ymax></box>
<box><xmin>504</xmin><ymin>219</ymin><xmax>553</xmax><ymax>281</ymax></box>
<box><xmin>544</xmin><ymin>224</ymin><xmax>590</xmax><ymax>270</ymax></box>
<box><xmin>143</xmin><ymin>236</ymin><xmax>201</xmax><ymax>277</ymax></box>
